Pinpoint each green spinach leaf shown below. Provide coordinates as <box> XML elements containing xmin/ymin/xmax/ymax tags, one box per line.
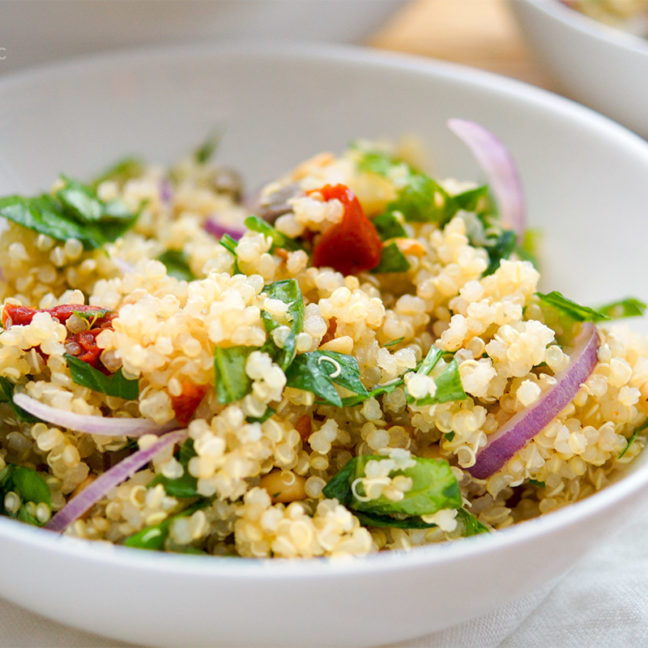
<box><xmin>412</xmin><ymin>358</ymin><xmax>467</xmax><ymax>406</ymax></box>
<box><xmin>285</xmin><ymin>350</ymin><xmax>368</xmax><ymax>407</ymax></box>
<box><xmin>372</xmin><ymin>211</ymin><xmax>407</xmax><ymax>241</ymax></box>
<box><xmin>282</xmin><ymin>348</ymin><xmax>373</xmax><ymax>409</ymax></box>
<box><xmin>149</xmin><ymin>439</ymin><xmax>198</xmax><ymax>498</ymax></box>
<box><xmin>123</xmin><ymin>500</ymin><xmax>207</xmax><ymax>551</ymax></box>
<box><xmin>323</xmin><ymin>455</ymin><xmax>461</xmax><ymax>521</ymax></box>
<box><xmin>244</xmin><ymin>215</ymin><xmax>302</xmax><ymax>252</ymax></box>
<box><xmin>536</xmin><ymin>291</ymin><xmax>609</xmax><ymax>322</ymax></box>
<box><xmin>157</xmin><ymin>250</ymin><xmax>196</xmax><ymax>282</ymax></box>
<box><xmin>453</xmin><ymin>185</ymin><xmax>489</xmax><ymax>212</ymax></box>
<box><xmin>0</xmin><ymin>464</ymin><xmax>51</xmax><ymax>527</ymax></box>
<box><xmin>194</xmin><ymin>131</ymin><xmax>221</xmax><ymax>164</ymax></box>
<box><xmin>0</xmin><ymin>177</ymin><xmax>138</xmax><ymax>250</ymax></box>
<box><xmin>90</xmin><ymin>157</ymin><xmax>144</xmax><ymax>189</ymax></box>
<box><xmin>371</xmin><ymin>241</ymin><xmax>411</xmax><ymax>274</ymax></box>
<box><xmin>0</xmin><ymin>377</ymin><xmax>40</xmax><ymax>422</ymax></box>
<box><xmin>10</xmin><ymin>466</ymin><xmax>51</xmax><ymax>506</ymax></box>
<box><xmin>261</xmin><ymin>279</ymin><xmax>304</xmax><ymax>370</ymax></box>
<box><xmin>213</xmin><ymin>346</ymin><xmax>255</xmax><ymax>404</ymax></box>
<box><xmin>65</xmin><ymin>354</ymin><xmax>139</xmax><ymax>400</ymax></box>
<box><xmin>456</xmin><ymin>508</ymin><xmax>490</xmax><ymax>536</ymax></box>
<box><xmin>597</xmin><ymin>297</ymin><xmax>646</xmax><ymax>320</ymax></box>
<box><xmin>483</xmin><ymin>229</ymin><xmax>517</xmax><ymax>276</ymax></box>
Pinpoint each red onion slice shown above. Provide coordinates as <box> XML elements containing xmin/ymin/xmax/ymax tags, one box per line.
<box><xmin>13</xmin><ymin>393</ymin><xmax>175</xmax><ymax>437</ymax></box>
<box><xmin>204</xmin><ymin>217</ymin><xmax>245</xmax><ymax>241</ymax></box>
<box><xmin>159</xmin><ymin>178</ymin><xmax>173</xmax><ymax>205</ymax></box>
<box><xmin>45</xmin><ymin>429</ymin><xmax>186</xmax><ymax>532</ymax></box>
<box><xmin>448</xmin><ymin>118</ymin><xmax>525</xmax><ymax>240</ymax></box>
<box><xmin>469</xmin><ymin>323</ymin><xmax>600</xmax><ymax>479</ymax></box>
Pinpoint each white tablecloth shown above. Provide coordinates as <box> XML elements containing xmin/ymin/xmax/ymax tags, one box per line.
<box><xmin>2</xmin><ymin>507</ymin><xmax>647</xmax><ymax>648</ymax></box>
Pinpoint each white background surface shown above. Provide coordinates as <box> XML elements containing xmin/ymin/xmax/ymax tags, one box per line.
<box><xmin>2</xmin><ymin>502</ymin><xmax>647</xmax><ymax>647</ymax></box>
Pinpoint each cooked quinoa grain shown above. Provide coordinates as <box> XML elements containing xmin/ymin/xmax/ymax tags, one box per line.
<box><xmin>0</xmin><ymin>137</ymin><xmax>646</xmax><ymax>558</ymax></box>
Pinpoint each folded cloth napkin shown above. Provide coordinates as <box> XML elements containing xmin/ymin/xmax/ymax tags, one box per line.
<box><xmin>3</xmin><ymin>505</ymin><xmax>648</xmax><ymax>648</ymax></box>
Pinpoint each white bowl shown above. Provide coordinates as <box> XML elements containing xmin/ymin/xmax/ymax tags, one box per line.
<box><xmin>0</xmin><ymin>0</ymin><xmax>407</xmax><ymax>75</ymax></box>
<box><xmin>509</xmin><ymin>0</ymin><xmax>648</xmax><ymax>137</ymax></box>
<box><xmin>1</xmin><ymin>43</ymin><xmax>648</xmax><ymax>648</ymax></box>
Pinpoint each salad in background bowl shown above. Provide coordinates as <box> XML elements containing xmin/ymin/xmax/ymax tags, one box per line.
<box><xmin>510</xmin><ymin>0</ymin><xmax>648</xmax><ymax>136</ymax></box>
<box><xmin>0</xmin><ymin>42</ymin><xmax>648</xmax><ymax>648</ymax></box>
<box><xmin>561</xmin><ymin>0</ymin><xmax>648</xmax><ymax>38</ymax></box>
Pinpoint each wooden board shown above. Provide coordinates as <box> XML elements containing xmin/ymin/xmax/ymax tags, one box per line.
<box><xmin>370</xmin><ymin>0</ymin><xmax>556</xmax><ymax>90</ymax></box>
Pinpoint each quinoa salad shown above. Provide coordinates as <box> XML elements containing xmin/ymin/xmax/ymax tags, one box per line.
<box><xmin>561</xmin><ymin>0</ymin><xmax>648</xmax><ymax>38</ymax></box>
<box><xmin>0</xmin><ymin>120</ymin><xmax>646</xmax><ymax>559</ymax></box>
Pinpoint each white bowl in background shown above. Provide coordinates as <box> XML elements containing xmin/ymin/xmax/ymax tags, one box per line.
<box><xmin>0</xmin><ymin>0</ymin><xmax>408</xmax><ymax>75</ymax></box>
<box><xmin>1</xmin><ymin>43</ymin><xmax>648</xmax><ymax>648</ymax></box>
<box><xmin>509</xmin><ymin>0</ymin><xmax>648</xmax><ymax>137</ymax></box>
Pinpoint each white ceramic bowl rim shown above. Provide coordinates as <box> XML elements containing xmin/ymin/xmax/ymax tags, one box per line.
<box><xmin>523</xmin><ymin>0</ymin><xmax>648</xmax><ymax>54</ymax></box>
<box><xmin>1</xmin><ymin>40</ymin><xmax>648</xmax><ymax>579</ymax></box>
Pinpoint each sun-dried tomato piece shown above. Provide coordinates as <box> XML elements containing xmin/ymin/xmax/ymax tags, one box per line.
<box><xmin>310</xmin><ymin>184</ymin><xmax>382</xmax><ymax>275</ymax></box>
<box><xmin>295</xmin><ymin>415</ymin><xmax>312</xmax><ymax>442</ymax></box>
<box><xmin>171</xmin><ymin>381</ymin><xmax>208</xmax><ymax>426</ymax></box>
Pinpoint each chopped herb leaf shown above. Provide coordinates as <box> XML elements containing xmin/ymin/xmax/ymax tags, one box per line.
<box><xmin>71</xmin><ymin>307</ymin><xmax>111</xmax><ymax>327</ymax></box>
<box><xmin>0</xmin><ymin>177</ymin><xmax>138</xmax><ymax>250</ymax></box>
<box><xmin>157</xmin><ymin>250</ymin><xmax>196</xmax><ymax>282</ymax></box>
<box><xmin>371</xmin><ymin>241</ymin><xmax>411</xmax><ymax>273</ymax></box>
<box><xmin>194</xmin><ymin>131</ymin><xmax>221</xmax><ymax>164</ymax></box>
<box><xmin>57</xmin><ymin>175</ymin><xmax>104</xmax><ymax>222</ymax></box>
<box><xmin>340</xmin><ymin>378</ymin><xmax>403</xmax><ymax>407</ymax></box>
<box><xmin>456</xmin><ymin>508</ymin><xmax>490</xmax><ymax>536</ymax></box>
<box><xmin>90</xmin><ymin>157</ymin><xmax>144</xmax><ymax>190</ymax></box>
<box><xmin>409</xmin><ymin>356</ymin><xmax>467</xmax><ymax>406</ymax></box>
<box><xmin>354</xmin><ymin>510</ymin><xmax>435</xmax><ymax>529</ymax></box>
<box><xmin>516</xmin><ymin>227</ymin><xmax>542</xmax><ymax>269</ymax></box>
<box><xmin>597</xmin><ymin>297</ymin><xmax>646</xmax><ymax>320</ymax></box>
<box><xmin>354</xmin><ymin>147</ymin><xmax>411</xmax><ymax>177</ymax></box>
<box><xmin>65</xmin><ymin>354</ymin><xmax>139</xmax><ymax>400</ymax></box>
<box><xmin>0</xmin><ymin>464</ymin><xmax>51</xmax><ymax>526</ymax></box>
<box><xmin>149</xmin><ymin>439</ymin><xmax>198</xmax><ymax>498</ymax></box>
<box><xmin>536</xmin><ymin>291</ymin><xmax>609</xmax><ymax>322</ymax></box>
<box><xmin>528</xmin><ymin>479</ymin><xmax>546</xmax><ymax>488</ymax></box>
<box><xmin>354</xmin><ymin>147</ymin><xmax>461</xmax><ymax>225</ymax></box>
<box><xmin>218</xmin><ymin>234</ymin><xmax>238</xmax><ymax>255</ymax></box>
<box><xmin>619</xmin><ymin>420</ymin><xmax>648</xmax><ymax>459</ymax></box>
<box><xmin>483</xmin><ymin>229</ymin><xmax>517</xmax><ymax>276</ymax></box>
<box><xmin>416</xmin><ymin>345</ymin><xmax>445</xmax><ymax>376</ymax></box>
<box><xmin>428</xmin><ymin>358</ymin><xmax>466</xmax><ymax>404</ymax></box>
<box><xmin>124</xmin><ymin>500</ymin><xmax>207</xmax><ymax>551</ymax></box>
<box><xmin>217</xmin><ymin>234</ymin><xmax>241</xmax><ymax>274</ymax></box>
<box><xmin>244</xmin><ymin>215</ymin><xmax>302</xmax><ymax>252</ymax></box>
<box><xmin>453</xmin><ymin>185</ymin><xmax>489</xmax><ymax>212</ymax></box>
<box><xmin>0</xmin><ymin>378</ymin><xmax>40</xmax><ymax>422</ymax></box>
<box><xmin>323</xmin><ymin>455</ymin><xmax>461</xmax><ymax>521</ymax></box>
<box><xmin>213</xmin><ymin>346</ymin><xmax>255</xmax><ymax>404</ymax></box>
<box><xmin>285</xmin><ymin>350</ymin><xmax>368</xmax><ymax>407</ymax></box>
<box><xmin>444</xmin><ymin>431</ymin><xmax>456</xmax><ymax>442</ymax></box>
<box><xmin>383</xmin><ymin>337</ymin><xmax>405</xmax><ymax>348</ymax></box>
<box><xmin>246</xmin><ymin>407</ymin><xmax>275</xmax><ymax>424</ymax></box>
<box><xmin>372</xmin><ymin>211</ymin><xmax>407</xmax><ymax>241</ymax></box>
<box><xmin>387</xmin><ymin>174</ymin><xmax>456</xmax><ymax>224</ymax></box>
<box><xmin>10</xmin><ymin>466</ymin><xmax>51</xmax><ymax>506</ymax></box>
<box><xmin>261</xmin><ymin>279</ymin><xmax>304</xmax><ymax>370</ymax></box>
